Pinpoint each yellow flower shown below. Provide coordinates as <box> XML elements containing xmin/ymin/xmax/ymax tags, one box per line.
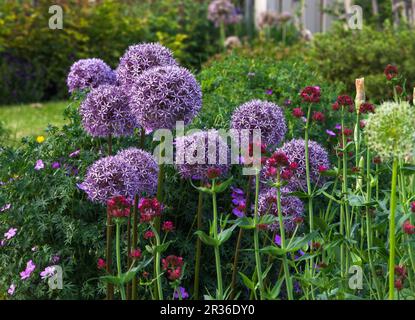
<box><xmin>36</xmin><ymin>136</ymin><xmax>45</xmax><ymax>143</ymax></box>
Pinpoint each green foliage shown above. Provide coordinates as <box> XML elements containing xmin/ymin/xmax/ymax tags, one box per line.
<box><xmin>196</xmin><ymin>51</ymin><xmax>345</xmax><ymax>144</ymax></box>
<box><xmin>0</xmin><ymin>0</ymin><xmax>217</xmax><ymax>105</ymax></box>
<box><xmin>307</xmin><ymin>22</ymin><xmax>415</xmax><ymax>102</ymax></box>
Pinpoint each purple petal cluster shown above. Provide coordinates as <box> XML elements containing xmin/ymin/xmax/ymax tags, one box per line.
<box><xmin>67</xmin><ymin>58</ymin><xmax>116</xmax><ymax>93</ymax></box>
<box><xmin>279</xmin><ymin>139</ymin><xmax>330</xmax><ymax>191</ymax></box>
<box><xmin>231</xmin><ymin>187</ymin><xmax>246</xmax><ymax>217</ymax></box>
<box><xmin>116</xmin><ymin>148</ymin><xmax>159</xmax><ymax>196</ymax></box>
<box><xmin>80</xmin><ymin>84</ymin><xmax>137</xmax><ymax>137</ymax></box>
<box><xmin>116</xmin><ymin>43</ymin><xmax>177</xmax><ymax>88</ymax></box>
<box><xmin>82</xmin><ymin>156</ymin><xmax>139</xmax><ymax>204</ymax></box>
<box><xmin>230</xmin><ymin>100</ymin><xmax>287</xmax><ymax>146</ymax></box>
<box><xmin>130</xmin><ymin>66</ymin><xmax>202</xmax><ymax>132</ymax></box>
<box><xmin>208</xmin><ymin>0</ymin><xmax>242</xmax><ymax>27</ymax></box>
<box><xmin>175</xmin><ymin>130</ymin><xmax>230</xmax><ymax>181</ymax></box>
<box><xmin>258</xmin><ymin>188</ymin><xmax>304</xmax><ymax>233</ymax></box>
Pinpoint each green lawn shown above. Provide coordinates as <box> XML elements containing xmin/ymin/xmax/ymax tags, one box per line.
<box><xmin>0</xmin><ymin>101</ymin><xmax>69</xmax><ymax>145</ymax></box>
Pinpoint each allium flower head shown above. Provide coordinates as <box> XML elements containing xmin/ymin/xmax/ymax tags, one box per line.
<box><xmin>175</xmin><ymin>130</ymin><xmax>230</xmax><ymax>181</ymax></box>
<box><xmin>365</xmin><ymin>101</ymin><xmax>415</xmax><ymax>161</ymax></box>
<box><xmin>208</xmin><ymin>0</ymin><xmax>242</xmax><ymax>27</ymax></box>
<box><xmin>67</xmin><ymin>58</ymin><xmax>116</xmax><ymax>93</ymax></box>
<box><xmin>258</xmin><ymin>188</ymin><xmax>304</xmax><ymax>233</ymax></box>
<box><xmin>258</xmin><ymin>11</ymin><xmax>279</xmax><ymax>29</ymax></box>
<box><xmin>116</xmin><ymin>43</ymin><xmax>177</xmax><ymax>88</ymax></box>
<box><xmin>231</xmin><ymin>100</ymin><xmax>287</xmax><ymax>146</ymax></box>
<box><xmin>80</xmin><ymin>85</ymin><xmax>137</xmax><ymax>137</ymax></box>
<box><xmin>130</xmin><ymin>66</ymin><xmax>202</xmax><ymax>132</ymax></box>
<box><xmin>279</xmin><ymin>139</ymin><xmax>330</xmax><ymax>191</ymax></box>
<box><xmin>82</xmin><ymin>156</ymin><xmax>138</xmax><ymax>204</ymax></box>
<box><xmin>116</xmin><ymin>148</ymin><xmax>158</xmax><ymax>196</ymax></box>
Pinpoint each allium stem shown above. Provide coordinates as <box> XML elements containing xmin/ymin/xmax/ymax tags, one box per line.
<box><xmin>253</xmin><ymin>171</ymin><xmax>265</xmax><ymax>300</ymax></box>
<box><xmin>131</xmin><ymin>195</ymin><xmax>139</xmax><ymax>300</ymax></box>
<box><xmin>230</xmin><ymin>175</ymin><xmax>253</xmax><ymax>300</ymax></box>
<box><xmin>388</xmin><ymin>158</ymin><xmax>399</xmax><ymax>300</ymax></box>
<box><xmin>341</xmin><ymin>106</ymin><xmax>350</xmax><ymax>274</ymax></box>
<box><xmin>151</xmin><ymin>224</ymin><xmax>164</xmax><ymax>300</ymax></box>
<box><xmin>115</xmin><ymin>221</ymin><xmax>126</xmax><ymax>300</ymax></box>
<box><xmin>276</xmin><ymin>172</ymin><xmax>293</xmax><ymax>300</ymax></box>
<box><xmin>105</xmin><ymin>207</ymin><xmax>114</xmax><ymax>300</ymax></box>
<box><xmin>193</xmin><ymin>190</ymin><xmax>203</xmax><ymax>300</ymax></box>
<box><xmin>219</xmin><ymin>21</ymin><xmax>226</xmax><ymax>50</ymax></box>
<box><xmin>212</xmin><ymin>180</ymin><xmax>224</xmax><ymax>299</ymax></box>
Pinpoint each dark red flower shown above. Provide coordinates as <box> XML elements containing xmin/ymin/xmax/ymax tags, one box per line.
<box><xmin>359</xmin><ymin>102</ymin><xmax>375</xmax><ymax>114</ymax></box>
<box><xmin>359</xmin><ymin>120</ymin><xmax>366</xmax><ymax>129</ymax></box>
<box><xmin>162</xmin><ymin>255</ymin><xmax>184</xmax><ymax>281</ymax></box>
<box><xmin>332</xmin><ymin>102</ymin><xmax>340</xmax><ymax>111</ymax></box>
<box><xmin>343</xmin><ymin>128</ymin><xmax>353</xmax><ymax>136</ymax></box>
<box><xmin>384</xmin><ymin>64</ymin><xmax>398</xmax><ymax>81</ymax></box>
<box><xmin>403</xmin><ymin>220</ymin><xmax>415</xmax><ymax>235</ymax></box>
<box><xmin>318</xmin><ymin>165</ymin><xmax>328</xmax><ymax>173</ymax></box>
<box><xmin>352</xmin><ymin>167</ymin><xmax>360</xmax><ymax>173</ymax></box>
<box><xmin>294</xmin><ymin>217</ymin><xmax>304</xmax><ymax>225</ymax></box>
<box><xmin>300</xmin><ymin>86</ymin><xmax>321</xmax><ymax>103</ymax></box>
<box><xmin>139</xmin><ymin>198</ymin><xmax>162</xmax><ymax>223</ymax></box>
<box><xmin>395</xmin><ymin>85</ymin><xmax>403</xmax><ymax>95</ymax></box>
<box><xmin>292</xmin><ymin>107</ymin><xmax>304</xmax><ymax>118</ymax></box>
<box><xmin>130</xmin><ymin>248</ymin><xmax>142</xmax><ymax>260</ymax></box>
<box><xmin>265</xmin><ymin>166</ymin><xmax>277</xmax><ymax>177</ymax></box>
<box><xmin>312</xmin><ymin>111</ymin><xmax>325</xmax><ymax>123</ymax></box>
<box><xmin>162</xmin><ymin>221</ymin><xmax>175</xmax><ymax>232</ymax></box>
<box><xmin>410</xmin><ymin>202</ymin><xmax>415</xmax><ymax>213</ymax></box>
<box><xmin>394</xmin><ymin>278</ymin><xmax>404</xmax><ymax>291</ymax></box>
<box><xmin>97</xmin><ymin>258</ymin><xmax>106</xmax><ymax>270</ymax></box>
<box><xmin>144</xmin><ymin>230</ymin><xmax>155</xmax><ymax>240</ymax></box>
<box><xmin>336</xmin><ymin>95</ymin><xmax>354</xmax><ymax>108</ymax></box>
<box><xmin>107</xmin><ymin>196</ymin><xmax>131</xmax><ymax>218</ymax></box>
<box><xmin>271</xmin><ymin>151</ymin><xmax>289</xmax><ymax>167</ymax></box>
<box><xmin>206</xmin><ymin>167</ymin><xmax>221</xmax><ymax>180</ymax></box>
<box><xmin>280</xmin><ymin>169</ymin><xmax>293</xmax><ymax>180</ymax></box>
<box><xmin>289</xmin><ymin>162</ymin><xmax>299</xmax><ymax>171</ymax></box>
<box><xmin>373</xmin><ymin>156</ymin><xmax>382</xmax><ymax>165</ymax></box>
<box><xmin>395</xmin><ymin>265</ymin><xmax>407</xmax><ymax>279</ymax></box>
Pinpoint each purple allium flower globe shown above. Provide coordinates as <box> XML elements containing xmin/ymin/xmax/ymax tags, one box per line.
<box><xmin>258</xmin><ymin>188</ymin><xmax>304</xmax><ymax>233</ymax></box>
<box><xmin>116</xmin><ymin>43</ymin><xmax>177</xmax><ymax>88</ymax></box>
<box><xmin>208</xmin><ymin>0</ymin><xmax>242</xmax><ymax>27</ymax></box>
<box><xmin>175</xmin><ymin>130</ymin><xmax>230</xmax><ymax>181</ymax></box>
<box><xmin>67</xmin><ymin>58</ymin><xmax>116</xmax><ymax>93</ymax></box>
<box><xmin>80</xmin><ymin>84</ymin><xmax>137</xmax><ymax>137</ymax></box>
<box><xmin>82</xmin><ymin>156</ymin><xmax>138</xmax><ymax>203</ymax></box>
<box><xmin>279</xmin><ymin>139</ymin><xmax>330</xmax><ymax>191</ymax></box>
<box><xmin>231</xmin><ymin>100</ymin><xmax>287</xmax><ymax>146</ymax></box>
<box><xmin>130</xmin><ymin>66</ymin><xmax>202</xmax><ymax>132</ymax></box>
<box><xmin>115</xmin><ymin>148</ymin><xmax>159</xmax><ymax>196</ymax></box>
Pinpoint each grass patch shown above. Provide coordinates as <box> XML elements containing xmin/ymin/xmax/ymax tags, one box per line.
<box><xmin>0</xmin><ymin>101</ymin><xmax>69</xmax><ymax>145</ymax></box>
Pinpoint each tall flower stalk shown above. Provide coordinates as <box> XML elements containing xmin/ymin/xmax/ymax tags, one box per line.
<box><xmin>211</xmin><ymin>178</ymin><xmax>224</xmax><ymax>299</ymax></box>
<box><xmin>253</xmin><ymin>170</ymin><xmax>265</xmax><ymax>300</ymax></box>
<box><xmin>193</xmin><ymin>190</ymin><xmax>204</xmax><ymax>300</ymax></box>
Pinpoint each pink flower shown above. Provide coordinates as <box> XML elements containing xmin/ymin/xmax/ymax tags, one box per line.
<box><xmin>318</xmin><ymin>166</ymin><xmax>329</xmax><ymax>173</ymax></box>
<box><xmin>162</xmin><ymin>221</ymin><xmax>174</xmax><ymax>232</ymax></box>
<box><xmin>0</xmin><ymin>203</ymin><xmax>11</xmax><ymax>212</ymax></box>
<box><xmin>20</xmin><ymin>260</ymin><xmax>36</xmax><ymax>280</ymax></box>
<box><xmin>97</xmin><ymin>258</ymin><xmax>106</xmax><ymax>270</ymax></box>
<box><xmin>69</xmin><ymin>149</ymin><xmax>81</xmax><ymax>158</ymax></box>
<box><xmin>4</xmin><ymin>227</ymin><xmax>17</xmax><ymax>240</ymax></box>
<box><xmin>7</xmin><ymin>284</ymin><xmax>16</xmax><ymax>296</ymax></box>
<box><xmin>34</xmin><ymin>160</ymin><xmax>45</xmax><ymax>171</ymax></box>
<box><xmin>40</xmin><ymin>266</ymin><xmax>56</xmax><ymax>279</ymax></box>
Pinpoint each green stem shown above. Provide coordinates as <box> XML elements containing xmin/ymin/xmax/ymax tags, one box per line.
<box><xmin>212</xmin><ymin>180</ymin><xmax>224</xmax><ymax>299</ymax></box>
<box><xmin>341</xmin><ymin>106</ymin><xmax>350</xmax><ymax>273</ymax></box>
<box><xmin>116</xmin><ymin>222</ymin><xmax>126</xmax><ymax>300</ymax></box>
<box><xmin>151</xmin><ymin>224</ymin><xmax>164</xmax><ymax>300</ymax></box>
<box><xmin>105</xmin><ymin>207</ymin><xmax>114</xmax><ymax>300</ymax></box>
<box><xmin>389</xmin><ymin>158</ymin><xmax>399</xmax><ymax>300</ymax></box>
<box><xmin>219</xmin><ymin>21</ymin><xmax>226</xmax><ymax>50</ymax></box>
<box><xmin>276</xmin><ymin>172</ymin><xmax>293</xmax><ymax>300</ymax></box>
<box><xmin>131</xmin><ymin>195</ymin><xmax>139</xmax><ymax>300</ymax></box>
<box><xmin>253</xmin><ymin>172</ymin><xmax>265</xmax><ymax>300</ymax></box>
<box><xmin>193</xmin><ymin>190</ymin><xmax>203</xmax><ymax>300</ymax></box>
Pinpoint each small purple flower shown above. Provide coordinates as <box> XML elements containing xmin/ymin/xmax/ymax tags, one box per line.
<box><xmin>69</xmin><ymin>149</ymin><xmax>80</xmax><ymax>158</ymax></box>
<box><xmin>335</xmin><ymin>123</ymin><xmax>342</xmax><ymax>130</ymax></box>
<box><xmin>51</xmin><ymin>255</ymin><xmax>60</xmax><ymax>264</ymax></box>
<box><xmin>40</xmin><ymin>266</ymin><xmax>56</xmax><ymax>279</ymax></box>
<box><xmin>266</xmin><ymin>88</ymin><xmax>273</xmax><ymax>95</ymax></box>
<box><xmin>76</xmin><ymin>182</ymin><xmax>87</xmax><ymax>191</ymax></box>
<box><xmin>51</xmin><ymin>162</ymin><xmax>61</xmax><ymax>169</ymax></box>
<box><xmin>326</xmin><ymin>130</ymin><xmax>336</xmax><ymax>137</ymax></box>
<box><xmin>231</xmin><ymin>187</ymin><xmax>246</xmax><ymax>217</ymax></box>
<box><xmin>4</xmin><ymin>227</ymin><xmax>17</xmax><ymax>240</ymax></box>
<box><xmin>284</xmin><ymin>99</ymin><xmax>292</xmax><ymax>106</ymax></box>
<box><xmin>20</xmin><ymin>260</ymin><xmax>36</xmax><ymax>280</ymax></box>
<box><xmin>7</xmin><ymin>284</ymin><xmax>16</xmax><ymax>296</ymax></box>
<box><xmin>173</xmin><ymin>287</ymin><xmax>189</xmax><ymax>300</ymax></box>
<box><xmin>34</xmin><ymin>159</ymin><xmax>44</xmax><ymax>171</ymax></box>
<box><xmin>0</xmin><ymin>203</ymin><xmax>11</xmax><ymax>212</ymax></box>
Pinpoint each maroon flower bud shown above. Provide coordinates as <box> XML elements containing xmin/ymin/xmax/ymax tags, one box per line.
<box><xmin>373</xmin><ymin>156</ymin><xmax>382</xmax><ymax>165</ymax></box>
<box><xmin>384</xmin><ymin>64</ymin><xmax>398</xmax><ymax>81</ymax></box>
<box><xmin>107</xmin><ymin>196</ymin><xmax>131</xmax><ymax>218</ymax></box>
<box><xmin>300</xmin><ymin>86</ymin><xmax>321</xmax><ymax>103</ymax></box>
<box><xmin>281</xmin><ymin>169</ymin><xmax>293</xmax><ymax>180</ymax></box>
<box><xmin>162</xmin><ymin>221</ymin><xmax>175</xmax><ymax>232</ymax></box>
<box><xmin>394</xmin><ymin>278</ymin><xmax>404</xmax><ymax>291</ymax></box>
<box><xmin>336</xmin><ymin>95</ymin><xmax>354</xmax><ymax>108</ymax></box>
<box><xmin>312</xmin><ymin>111</ymin><xmax>325</xmax><ymax>123</ymax></box>
<box><xmin>144</xmin><ymin>230</ymin><xmax>155</xmax><ymax>240</ymax></box>
<box><xmin>359</xmin><ymin>102</ymin><xmax>376</xmax><ymax>114</ymax></box>
<box><xmin>97</xmin><ymin>258</ymin><xmax>106</xmax><ymax>270</ymax></box>
<box><xmin>318</xmin><ymin>165</ymin><xmax>328</xmax><ymax>173</ymax></box>
<box><xmin>206</xmin><ymin>167</ymin><xmax>221</xmax><ymax>180</ymax></box>
<box><xmin>292</xmin><ymin>107</ymin><xmax>304</xmax><ymax>118</ymax></box>
<box><xmin>130</xmin><ymin>249</ymin><xmax>142</xmax><ymax>260</ymax></box>
<box><xmin>332</xmin><ymin>102</ymin><xmax>340</xmax><ymax>111</ymax></box>
<box><xmin>410</xmin><ymin>201</ymin><xmax>415</xmax><ymax>213</ymax></box>
<box><xmin>403</xmin><ymin>220</ymin><xmax>415</xmax><ymax>235</ymax></box>
<box><xmin>395</xmin><ymin>265</ymin><xmax>407</xmax><ymax>279</ymax></box>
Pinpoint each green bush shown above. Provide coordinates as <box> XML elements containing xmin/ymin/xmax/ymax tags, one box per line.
<box><xmin>307</xmin><ymin>22</ymin><xmax>415</xmax><ymax>102</ymax></box>
<box><xmin>0</xmin><ymin>0</ymin><xmax>217</xmax><ymax>105</ymax></box>
<box><xmin>196</xmin><ymin>51</ymin><xmax>345</xmax><ymax>144</ymax></box>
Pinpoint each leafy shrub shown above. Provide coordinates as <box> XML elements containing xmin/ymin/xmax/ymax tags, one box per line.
<box><xmin>196</xmin><ymin>51</ymin><xmax>345</xmax><ymax>144</ymax></box>
<box><xmin>306</xmin><ymin>22</ymin><xmax>415</xmax><ymax>102</ymax></box>
<box><xmin>0</xmin><ymin>0</ymin><xmax>217</xmax><ymax>105</ymax></box>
